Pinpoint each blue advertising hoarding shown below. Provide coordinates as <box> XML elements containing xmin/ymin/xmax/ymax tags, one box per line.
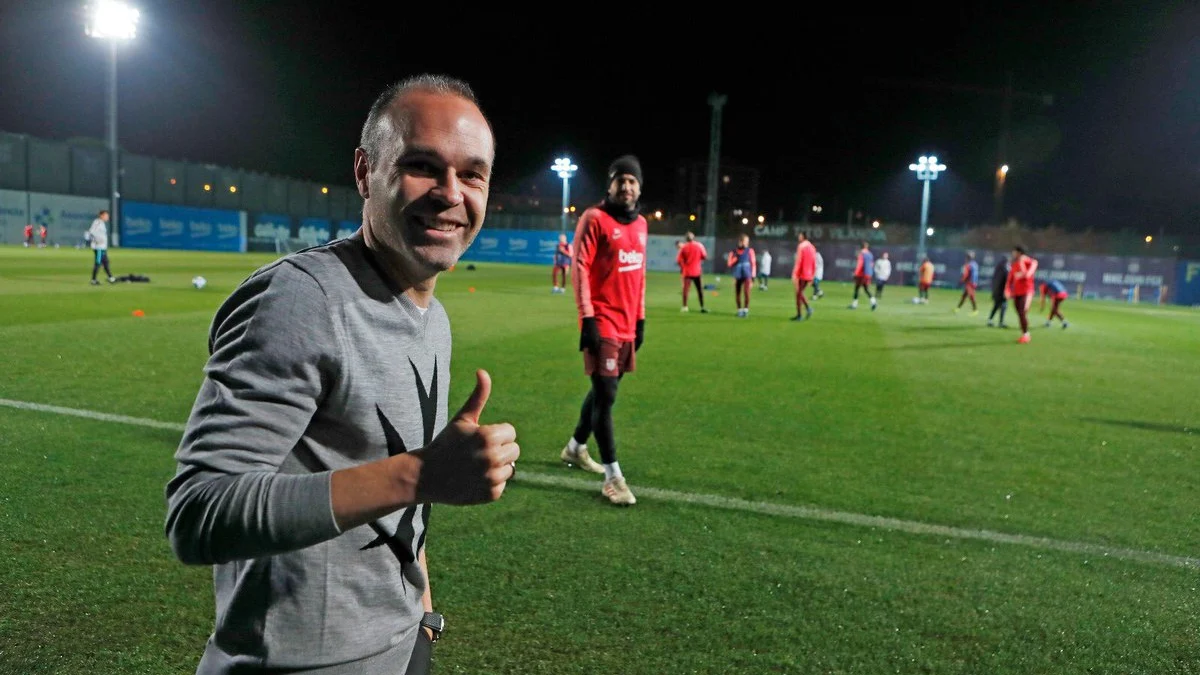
<box><xmin>122</xmin><ymin>201</ymin><xmax>246</xmax><ymax>252</ymax></box>
<box><xmin>1175</xmin><ymin>261</ymin><xmax>1200</xmax><ymax>306</ymax></box>
<box><xmin>335</xmin><ymin>220</ymin><xmax>360</xmax><ymax>240</ymax></box>
<box><xmin>461</xmin><ymin>229</ymin><xmax>563</xmax><ymax>265</ymax></box>
<box><xmin>252</xmin><ymin>212</ymin><xmax>293</xmax><ymax>240</ymax></box>
<box><xmin>298</xmin><ymin>218</ymin><xmax>331</xmax><ymax>246</ymax></box>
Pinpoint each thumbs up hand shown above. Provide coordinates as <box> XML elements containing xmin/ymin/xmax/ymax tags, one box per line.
<box><xmin>412</xmin><ymin>369</ymin><xmax>519</xmax><ymax>505</ymax></box>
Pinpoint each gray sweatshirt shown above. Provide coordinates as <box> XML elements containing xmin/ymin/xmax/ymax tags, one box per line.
<box><xmin>165</xmin><ymin>235</ymin><xmax>450</xmax><ymax>673</ymax></box>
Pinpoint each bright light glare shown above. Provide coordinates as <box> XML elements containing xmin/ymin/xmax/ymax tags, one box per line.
<box><xmin>1000</xmin><ymin>164</ymin><xmax>1009</xmax><ymax>174</ymax></box>
<box><xmin>926</xmin><ymin>227</ymin><xmax>935</xmax><ymax>236</ymax></box>
<box><xmin>551</xmin><ymin>157</ymin><xmax>577</xmax><ymax>179</ymax></box>
<box><xmin>910</xmin><ymin>155</ymin><xmax>947</xmax><ymax>179</ymax></box>
<box><xmin>872</xmin><ymin>220</ymin><xmax>880</xmax><ymax>228</ymax></box>
<box><xmin>1145</xmin><ymin>235</ymin><xmax>1153</xmax><ymax>243</ymax></box>
<box><xmin>86</xmin><ymin>1</ymin><xmax>140</xmax><ymax>40</ymax></box>
<box><xmin>741</xmin><ymin>217</ymin><xmax>749</xmax><ymax>225</ymax></box>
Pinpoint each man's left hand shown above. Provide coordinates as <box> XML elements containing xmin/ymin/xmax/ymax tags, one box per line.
<box><xmin>635</xmin><ymin>319</ymin><xmax>645</xmax><ymax>351</ymax></box>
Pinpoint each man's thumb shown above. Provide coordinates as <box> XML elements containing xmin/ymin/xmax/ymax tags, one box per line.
<box><xmin>453</xmin><ymin>369</ymin><xmax>491</xmax><ymax>425</ymax></box>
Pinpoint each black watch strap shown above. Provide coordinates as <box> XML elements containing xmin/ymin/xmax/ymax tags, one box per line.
<box><xmin>420</xmin><ymin>612</ymin><xmax>445</xmax><ymax>642</ymax></box>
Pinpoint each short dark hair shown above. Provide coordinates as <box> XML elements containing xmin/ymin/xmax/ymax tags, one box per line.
<box><xmin>1013</xmin><ymin>245</ymin><xmax>1026</xmax><ymax>254</ymax></box>
<box><xmin>359</xmin><ymin>74</ymin><xmax>490</xmax><ymax>167</ymax></box>
<box><xmin>98</xmin><ymin>209</ymin><xmax>109</xmax><ymax>217</ymax></box>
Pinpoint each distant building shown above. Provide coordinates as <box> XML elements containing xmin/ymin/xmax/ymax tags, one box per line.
<box><xmin>673</xmin><ymin>159</ymin><xmax>759</xmax><ymax>227</ymax></box>
<box><xmin>487</xmin><ymin>191</ymin><xmax>558</xmax><ymax>215</ymax></box>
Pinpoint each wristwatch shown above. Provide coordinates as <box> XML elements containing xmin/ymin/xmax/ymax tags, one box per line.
<box><xmin>420</xmin><ymin>611</ymin><xmax>445</xmax><ymax>643</ymax></box>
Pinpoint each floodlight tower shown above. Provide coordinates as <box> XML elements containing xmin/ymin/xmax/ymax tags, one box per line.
<box><xmin>908</xmin><ymin>155</ymin><xmax>946</xmax><ymax>261</ymax></box>
<box><xmin>86</xmin><ymin>0</ymin><xmax>140</xmax><ymax>246</ymax></box>
<box><xmin>551</xmin><ymin>157</ymin><xmax>577</xmax><ymax>233</ymax></box>
<box><xmin>703</xmin><ymin>93</ymin><xmax>727</xmax><ymax>238</ymax></box>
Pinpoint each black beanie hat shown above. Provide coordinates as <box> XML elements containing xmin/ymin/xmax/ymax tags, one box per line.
<box><xmin>608</xmin><ymin>155</ymin><xmax>643</xmax><ymax>187</ymax></box>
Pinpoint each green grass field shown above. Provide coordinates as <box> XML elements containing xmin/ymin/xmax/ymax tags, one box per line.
<box><xmin>1</xmin><ymin>245</ymin><xmax>1198</xmax><ymax>674</ymax></box>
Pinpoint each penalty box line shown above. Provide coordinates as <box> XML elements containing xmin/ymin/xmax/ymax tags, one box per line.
<box><xmin>3</xmin><ymin>397</ymin><xmax>1196</xmax><ymax>571</ymax></box>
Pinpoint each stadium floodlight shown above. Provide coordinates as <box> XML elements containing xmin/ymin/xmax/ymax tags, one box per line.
<box><xmin>86</xmin><ymin>1</ymin><xmax>140</xmax><ymax>247</ymax></box>
<box><xmin>551</xmin><ymin>157</ymin><xmax>577</xmax><ymax>233</ymax></box>
<box><xmin>908</xmin><ymin>154</ymin><xmax>946</xmax><ymax>261</ymax></box>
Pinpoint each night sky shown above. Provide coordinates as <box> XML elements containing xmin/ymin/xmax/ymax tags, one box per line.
<box><xmin>1</xmin><ymin>1</ymin><xmax>1196</xmax><ymax>233</ymax></box>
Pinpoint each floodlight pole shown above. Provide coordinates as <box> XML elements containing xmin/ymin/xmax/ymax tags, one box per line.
<box><xmin>908</xmin><ymin>155</ymin><xmax>946</xmax><ymax>262</ymax></box>
<box><xmin>107</xmin><ymin>39</ymin><xmax>120</xmax><ymax>246</ymax></box>
<box><xmin>560</xmin><ymin>175</ymin><xmax>570</xmax><ymax>233</ymax></box>
<box><xmin>703</xmin><ymin>93</ymin><xmax>726</xmax><ymax>238</ymax></box>
<box><xmin>551</xmin><ymin>157</ymin><xmax>577</xmax><ymax>233</ymax></box>
<box><xmin>88</xmin><ymin>1</ymin><xmax>139</xmax><ymax>247</ymax></box>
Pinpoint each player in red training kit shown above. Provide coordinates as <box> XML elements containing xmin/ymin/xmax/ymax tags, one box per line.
<box><xmin>791</xmin><ymin>231</ymin><xmax>817</xmax><ymax>321</ymax></box>
<box><xmin>676</xmin><ymin>230</ymin><xmax>708</xmax><ymax>313</ymax></box>
<box><xmin>848</xmin><ymin>241</ymin><xmax>877</xmax><ymax>310</ymax></box>
<box><xmin>560</xmin><ymin>155</ymin><xmax>646</xmax><ymax>506</ymax></box>
<box><xmin>551</xmin><ymin>233</ymin><xmax>572</xmax><ymax>294</ymax></box>
<box><xmin>954</xmin><ymin>251</ymin><xmax>979</xmax><ymax>314</ymax></box>
<box><xmin>726</xmin><ymin>234</ymin><xmax>757</xmax><ymax>317</ymax></box>
<box><xmin>1006</xmin><ymin>245</ymin><xmax>1039</xmax><ymax>343</ymax></box>
<box><xmin>1039</xmin><ymin>279</ymin><xmax>1071</xmax><ymax>329</ymax></box>
<box><xmin>23</xmin><ymin>223</ymin><xmax>34</xmax><ymax>247</ymax></box>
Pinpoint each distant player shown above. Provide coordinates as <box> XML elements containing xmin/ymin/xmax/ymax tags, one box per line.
<box><xmin>873</xmin><ymin>251</ymin><xmax>891</xmax><ymax>299</ymax></box>
<box><xmin>791</xmin><ymin>231</ymin><xmax>816</xmax><ymax>321</ymax></box>
<box><xmin>1006</xmin><ymin>245</ymin><xmax>1039</xmax><ymax>344</ymax></box>
<box><xmin>848</xmin><ymin>241</ymin><xmax>876</xmax><ymax>310</ymax></box>
<box><xmin>916</xmin><ymin>257</ymin><xmax>935</xmax><ymax>303</ymax></box>
<box><xmin>85</xmin><ymin>210</ymin><xmax>116</xmax><ymax>285</ymax></box>
<box><xmin>23</xmin><ymin>223</ymin><xmax>33</xmax><ymax>247</ymax></box>
<box><xmin>551</xmin><ymin>233</ymin><xmax>572</xmax><ymax>294</ymax></box>
<box><xmin>726</xmin><ymin>234</ymin><xmax>757</xmax><ymax>317</ymax></box>
<box><xmin>676</xmin><ymin>230</ymin><xmax>708</xmax><ymax>313</ymax></box>
<box><xmin>1040</xmin><ymin>279</ymin><xmax>1070</xmax><ymax>329</ymax></box>
<box><xmin>954</xmin><ymin>251</ymin><xmax>979</xmax><ymax>315</ymax></box>
<box><xmin>812</xmin><ymin>250</ymin><xmax>825</xmax><ymax>299</ymax></box>
<box><xmin>987</xmin><ymin>256</ymin><xmax>1010</xmax><ymax>327</ymax></box>
<box><xmin>39</xmin><ymin>224</ymin><xmax>47</xmax><ymax>248</ymax></box>
<box><xmin>758</xmin><ymin>248</ymin><xmax>772</xmax><ymax>290</ymax></box>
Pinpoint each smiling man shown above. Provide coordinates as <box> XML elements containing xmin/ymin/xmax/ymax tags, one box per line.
<box><xmin>165</xmin><ymin>75</ymin><xmax>519</xmax><ymax>675</ymax></box>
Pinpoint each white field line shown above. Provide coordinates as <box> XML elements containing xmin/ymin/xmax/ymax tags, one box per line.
<box><xmin>3</xmin><ymin>397</ymin><xmax>1197</xmax><ymax>571</ymax></box>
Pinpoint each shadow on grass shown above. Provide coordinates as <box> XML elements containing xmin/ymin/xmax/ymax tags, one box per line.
<box><xmin>1080</xmin><ymin>418</ymin><xmax>1195</xmax><ymax>435</ymax></box>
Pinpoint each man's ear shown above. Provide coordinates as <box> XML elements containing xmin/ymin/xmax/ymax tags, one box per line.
<box><xmin>354</xmin><ymin>147</ymin><xmax>370</xmax><ymax>200</ymax></box>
